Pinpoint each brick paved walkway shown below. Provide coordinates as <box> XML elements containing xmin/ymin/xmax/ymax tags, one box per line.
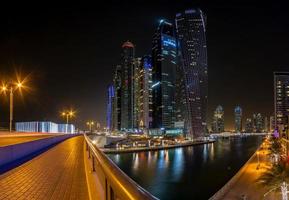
<box><xmin>0</xmin><ymin>136</ymin><xmax>89</xmax><ymax>200</ymax></box>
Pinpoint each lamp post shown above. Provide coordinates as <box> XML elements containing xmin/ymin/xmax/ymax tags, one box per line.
<box><xmin>1</xmin><ymin>81</ymin><xmax>24</xmax><ymax>132</ymax></box>
<box><xmin>86</xmin><ymin>121</ymin><xmax>94</xmax><ymax>133</ymax></box>
<box><xmin>61</xmin><ymin>110</ymin><xmax>75</xmax><ymax>133</ymax></box>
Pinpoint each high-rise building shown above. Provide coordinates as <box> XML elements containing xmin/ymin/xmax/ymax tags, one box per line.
<box><xmin>211</xmin><ymin>105</ymin><xmax>224</xmax><ymax>133</ymax></box>
<box><xmin>175</xmin><ymin>9</ymin><xmax>208</xmax><ymax>139</ymax></box>
<box><xmin>269</xmin><ymin>116</ymin><xmax>275</xmax><ymax>132</ymax></box>
<box><xmin>245</xmin><ymin>118</ymin><xmax>253</xmax><ymax>133</ymax></box>
<box><xmin>152</xmin><ymin>20</ymin><xmax>177</xmax><ymax>129</ymax></box>
<box><xmin>135</xmin><ymin>55</ymin><xmax>153</xmax><ymax>130</ymax></box>
<box><xmin>106</xmin><ymin>84</ymin><xmax>114</xmax><ymax>131</ymax></box>
<box><xmin>274</xmin><ymin>72</ymin><xmax>289</xmax><ymax>134</ymax></box>
<box><xmin>112</xmin><ymin>65</ymin><xmax>122</xmax><ymax>131</ymax></box>
<box><xmin>264</xmin><ymin>116</ymin><xmax>269</xmax><ymax>132</ymax></box>
<box><xmin>253</xmin><ymin>113</ymin><xmax>264</xmax><ymax>133</ymax></box>
<box><xmin>132</xmin><ymin>57</ymin><xmax>142</xmax><ymax>130</ymax></box>
<box><xmin>234</xmin><ymin>106</ymin><xmax>242</xmax><ymax>133</ymax></box>
<box><xmin>120</xmin><ymin>41</ymin><xmax>135</xmax><ymax>131</ymax></box>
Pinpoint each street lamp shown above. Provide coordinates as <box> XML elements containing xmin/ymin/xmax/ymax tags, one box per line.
<box><xmin>1</xmin><ymin>80</ymin><xmax>25</xmax><ymax>132</ymax></box>
<box><xmin>86</xmin><ymin>121</ymin><xmax>94</xmax><ymax>133</ymax></box>
<box><xmin>61</xmin><ymin>110</ymin><xmax>75</xmax><ymax>133</ymax></box>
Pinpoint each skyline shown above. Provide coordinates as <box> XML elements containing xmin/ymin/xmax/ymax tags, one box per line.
<box><xmin>0</xmin><ymin>1</ymin><xmax>289</xmax><ymax>129</ymax></box>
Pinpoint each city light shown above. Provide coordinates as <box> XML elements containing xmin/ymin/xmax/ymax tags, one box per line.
<box><xmin>0</xmin><ymin>74</ymin><xmax>30</xmax><ymax>132</ymax></box>
<box><xmin>86</xmin><ymin>120</ymin><xmax>95</xmax><ymax>133</ymax></box>
<box><xmin>61</xmin><ymin>110</ymin><xmax>76</xmax><ymax>123</ymax></box>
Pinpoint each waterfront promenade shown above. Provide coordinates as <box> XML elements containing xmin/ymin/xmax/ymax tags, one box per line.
<box><xmin>102</xmin><ymin>139</ymin><xmax>215</xmax><ymax>154</ymax></box>
<box><xmin>211</xmin><ymin>141</ymin><xmax>279</xmax><ymax>200</ymax></box>
<box><xmin>0</xmin><ymin>136</ymin><xmax>89</xmax><ymax>200</ymax></box>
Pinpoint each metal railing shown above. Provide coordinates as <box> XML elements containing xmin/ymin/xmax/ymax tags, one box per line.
<box><xmin>84</xmin><ymin>134</ymin><xmax>158</xmax><ymax>200</ymax></box>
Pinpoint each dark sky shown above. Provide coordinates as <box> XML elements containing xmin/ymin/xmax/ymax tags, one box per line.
<box><xmin>0</xmin><ymin>0</ymin><xmax>288</xmax><ymax>130</ymax></box>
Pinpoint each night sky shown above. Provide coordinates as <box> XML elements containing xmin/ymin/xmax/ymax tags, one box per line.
<box><xmin>0</xmin><ymin>0</ymin><xmax>288</xmax><ymax>130</ymax></box>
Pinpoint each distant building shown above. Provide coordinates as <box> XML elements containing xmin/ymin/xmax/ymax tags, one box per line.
<box><xmin>269</xmin><ymin>116</ymin><xmax>275</xmax><ymax>132</ymax></box>
<box><xmin>245</xmin><ymin>118</ymin><xmax>253</xmax><ymax>133</ymax></box>
<box><xmin>152</xmin><ymin>20</ymin><xmax>177</xmax><ymax>129</ymax></box>
<box><xmin>212</xmin><ymin>105</ymin><xmax>224</xmax><ymax>133</ymax></box>
<box><xmin>15</xmin><ymin>121</ymin><xmax>75</xmax><ymax>134</ymax></box>
<box><xmin>112</xmin><ymin>65</ymin><xmax>122</xmax><ymax>131</ymax></box>
<box><xmin>253</xmin><ymin>113</ymin><xmax>264</xmax><ymax>132</ymax></box>
<box><xmin>106</xmin><ymin>84</ymin><xmax>114</xmax><ymax>131</ymax></box>
<box><xmin>264</xmin><ymin>116</ymin><xmax>269</xmax><ymax>132</ymax></box>
<box><xmin>120</xmin><ymin>41</ymin><xmax>135</xmax><ymax>131</ymax></box>
<box><xmin>274</xmin><ymin>72</ymin><xmax>289</xmax><ymax>135</ymax></box>
<box><xmin>234</xmin><ymin>106</ymin><xmax>242</xmax><ymax>133</ymax></box>
<box><xmin>175</xmin><ymin>9</ymin><xmax>208</xmax><ymax>139</ymax></box>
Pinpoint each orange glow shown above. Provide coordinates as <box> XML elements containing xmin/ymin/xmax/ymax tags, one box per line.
<box><xmin>1</xmin><ymin>83</ymin><xmax>8</xmax><ymax>93</ymax></box>
<box><xmin>61</xmin><ymin>109</ymin><xmax>76</xmax><ymax>118</ymax></box>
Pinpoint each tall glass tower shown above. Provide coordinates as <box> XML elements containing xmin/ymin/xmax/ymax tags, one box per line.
<box><xmin>212</xmin><ymin>105</ymin><xmax>224</xmax><ymax>133</ymax></box>
<box><xmin>234</xmin><ymin>106</ymin><xmax>242</xmax><ymax>133</ymax></box>
<box><xmin>152</xmin><ymin>20</ymin><xmax>177</xmax><ymax>129</ymax></box>
<box><xmin>106</xmin><ymin>84</ymin><xmax>115</xmax><ymax>131</ymax></box>
<box><xmin>120</xmin><ymin>41</ymin><xmax>135</xmax><ymax>131</ymax></box>
<box><xmin>175</xmin><ymin>9</ymin><xmax>208</xmax><ymax>138</ymax></box>
<box><xmin>112</xmin><ymin>65</ymin><xmax>122</xmax><ymax>131</ymax></box>
<box><xmin>135</xmin><ymin>55</ymin><xmax>153</xmax><ymax>130</ymax></box>
<box><xmin>274</xmin><ymin>72</ymin><xmax>289</xmax><ymax>134</ymax></box>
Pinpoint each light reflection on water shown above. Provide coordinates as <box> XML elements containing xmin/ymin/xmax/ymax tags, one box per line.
<box><xmin>107</xmin><ymin>136</ymin><xmax>263</xmax><ymax>200</ymax></box>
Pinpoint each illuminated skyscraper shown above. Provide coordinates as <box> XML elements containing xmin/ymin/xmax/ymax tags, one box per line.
<box><xmin>269</xmin><ymin>116</ymin><xmax>275</xmax><ymax>132</ymax></box>
<box><xmin>152</xmin><ymin>20</ymin><xmax>177</xmax><ymax>129</ymax></box>
<box><xmin>234</xmin><ymin>106</ymin><xmax>242</xmax><ymax>133</ymax></box>
<box><xmin>264</xmin><ymin>116</ymin><xmax>269</xmax><ymax>132</ymax></box>
<box><xmin>135</xmin><ymin>55</ymin><xmax>153</xmax><ymax>130</ymax></box>
<box><xmin>274</xmin><ymin>72</ymin><xmax>289</xmax><ymax>134</ymax></box>
<box><xmin>245</xmin><ymin>118</ymin><xmax>253</xmax><ymax>133</ymax></box>
<box><xmin>175</xmin><ymin>9</ymin><xmax>208</xmax><ymax>138</ymax></box>
<box><xmin>106</xmin><ymin>84</ymin><xmax>114</xmax><ymax>131</ymax></box>
<box><xmin>253</xmin><ymin>113</ymin><xmax>264</xmax><ymax>133</ymax></box>
<box><xmin>211</xmin><ymin>105</ymin><xmax>224</xmax><ymax>133</ymax></box>
<box><xmin>132</xmin><ymin>57</ymin><xmax>142</xmax><ymax>130</ymax></box>
<box><xmin>112</xmin><ymin>65</ymin><xmax>121</xmax><ymax>131</ymax></box>
<box><xmin>120</xmin><ymin>41</ymin><xmax>135</xmax><ymax>130</ymax></box>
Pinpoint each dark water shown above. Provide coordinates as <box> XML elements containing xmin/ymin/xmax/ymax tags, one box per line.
<box><xmin>107</xmin><ymin>136</ymin><xmax>263</xmax><ymax>200</ymax></box>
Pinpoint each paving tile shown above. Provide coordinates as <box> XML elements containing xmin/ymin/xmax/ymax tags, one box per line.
<box><xmin>0</xmin><ymin>136</ymin><xmax>89</xmax><ymax>200</ymax></box>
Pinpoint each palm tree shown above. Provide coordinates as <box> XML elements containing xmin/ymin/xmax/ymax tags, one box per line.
<box><xmin>258</xmin><ymin>161</ymin><xmax>289</xmax><ymax>199</ymax></box>
<box><xmin>269</xmin><ymin>138</ymin><xmax>282</xmax><ymax>154</ymax></box>
<box><xmin>266</xmin><ymin>137</ymin><xmax>284</xmax><ymax>164</ymax></box>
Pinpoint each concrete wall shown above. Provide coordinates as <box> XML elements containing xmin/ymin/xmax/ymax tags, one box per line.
<box><xmin>0</xmin><ymin>134</ymin><xmax>78</xmax><ymax>167</ymax></box>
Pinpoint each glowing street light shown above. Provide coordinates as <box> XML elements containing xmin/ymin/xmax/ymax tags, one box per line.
<box><xmin>61</xmin><ymin>110</ymin><xmax>75</xmax><ymax>133</ymax></box>
<box><xmin>1</xmin><ymin>79</ymin><xmax>26</xmax><ymax>132</ymax></box>
<box><xmin>86</xmin><ymin>121</ymin><xmax>94</xmax><ymax>133</ymax></box>
<box><xmin>61</xmin><ymin>110</ymin><xmax>75</xmax><ymax>124</ymax></box>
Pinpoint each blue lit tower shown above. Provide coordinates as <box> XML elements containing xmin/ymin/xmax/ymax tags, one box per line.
<box><xmin>234</xmin><ymin>106</ymin><xmax>242</xmax><ymax>133</ymax></box>
<box><xmin>120</xmin><ymin>41</ymin><xmax>135</xmax><ymax>131</ymax></box>
<box><xmin>175</xmin><ymin>9</ymin><xmax>208</xmax><ymax>138</ymax></box>
<box><xmin>106</xmin><ymin>84</ymin><xmax>115</xmax><ymax>131</ymax></box>
<box><xmin>152</xmin><ymin>20</ymin><xmax>177</xmax><ymax>129</ymax></box>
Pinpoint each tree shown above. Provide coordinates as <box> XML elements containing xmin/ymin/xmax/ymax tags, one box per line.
<box><xmin>258</xmin><ymin>160</ymin><xmax>289</xmax><ymax>199</ymax></box>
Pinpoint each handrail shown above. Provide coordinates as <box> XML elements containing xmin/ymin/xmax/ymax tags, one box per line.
<box><xmin>84</xmin><ymin>134</ymin><xmax>159</xmax><ymax>200</ymax></box>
